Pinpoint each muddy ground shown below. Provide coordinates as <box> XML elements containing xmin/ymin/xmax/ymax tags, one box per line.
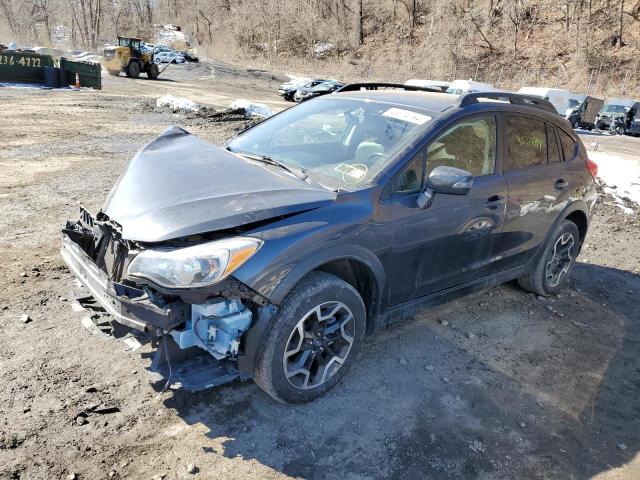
<box><xmin>1</xmin><ymin>60</ymin><xmax>639</xmax><ymax>480</ymax></box>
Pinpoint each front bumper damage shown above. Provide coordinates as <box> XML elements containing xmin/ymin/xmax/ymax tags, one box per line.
<box><xmin>60</xmin><ymin>209</ymin><xmax>274</xmax><ymax>391</ymax></box>
<box><xmin>61</xmin><ymin>234</ymin><xmax>185</xmax><ymax>332</ymax></box>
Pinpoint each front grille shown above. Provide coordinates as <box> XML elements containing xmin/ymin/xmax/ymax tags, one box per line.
<box><xmin>94</xmin><ymin>229</ymin><xmax>130</xmax><ymax>282</ymax></box>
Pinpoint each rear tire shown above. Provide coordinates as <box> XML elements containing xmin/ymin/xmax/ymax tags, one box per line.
<box><xmin>572</xmin><ymin>120</ymin><xmax>580</xmax><ymax>129</ymax></box>
<box><xmin>125</xmin><ymin>62</ymin><xmax>140</xmax><ymax>78</ymax></box>
<box><xmin>517</xmin><ymin>220</ymin><xmax>580</xmax><ymax>296</ymax></box>
<box><xmin>254</xmin><ymin>271</ymin><xmax>366</xmax><ymax>404</ymax></box>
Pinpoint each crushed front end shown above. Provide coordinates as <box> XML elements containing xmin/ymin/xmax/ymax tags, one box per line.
<box><xmin>61</xmin><ymin>207</ymin><xmax>273</xmax><ymax>391</ymax></box>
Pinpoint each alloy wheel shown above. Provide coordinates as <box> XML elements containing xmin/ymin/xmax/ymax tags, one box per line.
<box><xmin>545</xmin><ymin>232</ymin><xmax>575</xmax><ymax>288</ymax></box>
<box><xmin>282</xmin><ymin>301</ymin><xmax>355</xmax><ymax>390</ymax></box>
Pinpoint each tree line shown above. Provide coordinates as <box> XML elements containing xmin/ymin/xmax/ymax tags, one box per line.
<box><xmin>1</xmin><ymin>0</ymin><xmax>639</xmax><ymax>94</ymax></box>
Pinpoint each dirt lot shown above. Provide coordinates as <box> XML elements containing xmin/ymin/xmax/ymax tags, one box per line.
<box><xmin>1</xmin><ymin>61</ymin><xmax>639</xmax><ymax>480</ymax></box>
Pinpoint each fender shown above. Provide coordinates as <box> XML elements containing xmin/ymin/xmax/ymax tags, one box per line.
<box><xmin>265</xmin><ymin>243</ymin><xmax>386</xmax><ymax>310</ymax></box>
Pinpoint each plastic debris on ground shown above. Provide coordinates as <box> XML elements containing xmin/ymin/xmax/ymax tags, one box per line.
<box><xmin>230</xmin><ymin>99</ymin><xmax>273</xmax><ymax>118</ymax></box>
<box><xmin>156</xmin><ymin>94</ymin><xmax>201</xmax><ymax>112</ymax></box>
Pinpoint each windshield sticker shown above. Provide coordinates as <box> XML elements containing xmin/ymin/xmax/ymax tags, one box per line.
<box><xmin>382</xmin><ymin>107</ymin><xmax>431</xmax><ymax>125</ymax></box>
<box><xmin>335</xmin><ymin>163</ymin><xmax>368</xmax><ymax>184</ymax></box>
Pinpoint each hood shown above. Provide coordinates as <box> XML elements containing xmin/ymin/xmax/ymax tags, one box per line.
<box><xmin>103</xmin><ymin>127</ymin><xmax>336</xmax><ymax>242</ymax></box>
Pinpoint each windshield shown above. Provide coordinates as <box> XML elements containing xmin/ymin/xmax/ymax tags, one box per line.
<box><xmin>227</xmin><ymin>97</ymin><xmax>435</xmax><ymax>188</ymax></box>
<box><xmin>603</xmin><ymin>104</ymin><xmax>629</xmax><ymax>114</ymax></box>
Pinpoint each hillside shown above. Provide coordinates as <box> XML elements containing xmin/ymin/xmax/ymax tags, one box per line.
<box><xmin>1</xmin><ymin>0</ymin><xmax>639</xmax><ymax>97</ymax></box>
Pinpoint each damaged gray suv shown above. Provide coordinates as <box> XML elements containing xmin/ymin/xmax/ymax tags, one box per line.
<box><xmin>61</xmin><ymin>86</ymin><xmax>598</xmax><ymax>403</ymax></box>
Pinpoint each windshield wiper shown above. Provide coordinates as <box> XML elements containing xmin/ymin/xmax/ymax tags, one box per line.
<box><xmin>235</xmin><ymin>152</ymin><xmax>309</xmax><ymax>181</ymax></box>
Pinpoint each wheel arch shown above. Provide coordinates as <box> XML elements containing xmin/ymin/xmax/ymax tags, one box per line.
<box><xmin>237</xmin><ymin>248</ymin><xmax>385</xmax><ymax>379</ymax></box>
<box><xmin>314</xmin><ymin>258</ymin><xmax>380</xmax><ymax>333</ymax></box>
<box><xmin>266</xmin><ymin>246</ymin><xmax>386</xmax><ymax>333</ymax></box>
<box><xmin>534</xmin><ymin>200</ymin><xmax>589</xmax><ymax>265</ymax></box>
<box><xmin>565</xmin><ymin>208</ymin><xmax>588</xmax><ymax>246</ymax></box>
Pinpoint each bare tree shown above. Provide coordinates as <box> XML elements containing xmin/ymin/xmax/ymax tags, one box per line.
<box><xmin>507</xmin><ymin>0</ymin><xmax>527</xmax><ymax>54</ymax></box>
<box><xmin>67</xmin><ymin>0</ymin><xmax>102</xmax><ymax>49</ymax></box>
<box><xmin>617</xmin><ymin>0</ymin><xmax>625</xmax><ymax>45</ymax></box>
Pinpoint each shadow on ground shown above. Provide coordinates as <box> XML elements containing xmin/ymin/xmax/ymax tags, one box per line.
<box><xmin>159</xmin><ymin>262</ymin><xmax>639</xmax><ymax>479</ymax></box>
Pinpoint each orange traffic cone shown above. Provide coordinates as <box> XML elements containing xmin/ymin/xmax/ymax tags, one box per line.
<box><xmin>75</xmin><ymin>72</ymin><xmax>80</xmax><ymax>88</ymax></box>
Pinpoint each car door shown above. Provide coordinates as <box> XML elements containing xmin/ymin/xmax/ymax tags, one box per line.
<box><xmin>379</xmin><ymin>114</ymin><xmax>508</xmax><ymax>305</ymax></box>
<box><xmin>497</xmin><ymin>115</ymin><xmax>572</xmax><ymax>270</ymax></box>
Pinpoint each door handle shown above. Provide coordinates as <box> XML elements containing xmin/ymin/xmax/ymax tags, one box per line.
<box><xmin>484</xmin><ymin>195</ymin><xmax>505</xmax><ymax>210</ymax></box>
<box><xmin>554</xmin><ymin>179</ymin><xmax>569</xmax><ymax>189</ymax></box>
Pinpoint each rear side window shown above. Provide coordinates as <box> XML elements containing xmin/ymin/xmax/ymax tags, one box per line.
<box><xmin>558</xmin><ymin>130</ymin><xmax>577</xmax><ymax>161</ymax></box>
<box><xmin>546</xmin><ymin>125</ymin><xmax>562</xmax><ymax>163</ymax></box>
<box><xmin>505</xmin><ymin>116</ymin><xmax>547</xmax><ymax>170</ymax></box>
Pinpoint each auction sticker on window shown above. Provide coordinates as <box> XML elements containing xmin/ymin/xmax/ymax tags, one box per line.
<box><xmin>383</xmin><ymin>107</ymin><xmax>431</xmax><ymax>125</ymax></box>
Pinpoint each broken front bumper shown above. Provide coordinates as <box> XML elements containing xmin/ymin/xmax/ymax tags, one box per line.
<box><xmin>60</xmin><ymin>233</ymin><xmax>186</xmax><ymax>332</ymax></box>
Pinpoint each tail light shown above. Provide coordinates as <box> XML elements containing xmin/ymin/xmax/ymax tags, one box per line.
<box><xmin>586</xmin><ymin>157</ymin><xmax>598</xmax><ymax>178</ymax></box>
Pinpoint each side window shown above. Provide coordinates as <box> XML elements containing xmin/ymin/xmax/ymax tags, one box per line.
<box><xmin>558</xmin><ymin>130</ymin><xmax>577</xmax><ymax>161</ymax></box>
<box><xmin>505</xmin><ymin>116</ymin><xmax>547</xmax><ymax>170</ymax></box>
<box><xmin>393</xmin><ymin>150</ymin><xmax>424</xmax><ymax>195</ymax></box>
<box><xmin>426</xmin><ymin>116</ymin><xmax>496</xmax><ymax>176</ymax></box>
<box><xmin>547</xmin><ymin>124</ymin><xmax>562</xmax><ymax>163</ymax></box>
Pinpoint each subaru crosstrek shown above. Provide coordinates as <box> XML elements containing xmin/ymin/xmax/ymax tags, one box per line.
<box><xmin>61</xmin><ymin>86</ymin><xmax>598</xmax><ymax>403</ymax></box>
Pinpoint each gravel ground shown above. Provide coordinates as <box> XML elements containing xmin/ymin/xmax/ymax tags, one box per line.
<box><xmin>0</xmin><ymin>63</ymin><xmax>639</xmax><ymax>480</ymax></box>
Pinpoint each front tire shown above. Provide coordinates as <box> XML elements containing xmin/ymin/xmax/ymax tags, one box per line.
<box><xmin>147</xmin><ymin>63</ymin><xmax>159</xmax><ymax>79</ymax></box>
<box><xmin>254</xmin><ymin>271</ymin><xmax>366</xmax><ymax>403</ymax></box>
<box><xmin>517</xmin><ymin>219</ymin><xmax>580</xmax><ymax>296</ymax></box>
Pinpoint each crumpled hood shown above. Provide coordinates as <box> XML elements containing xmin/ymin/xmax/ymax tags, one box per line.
<box><xmin>103</xmin><ymin>126</ymin><xmax>336</xmax><ymax>242</ymax></box>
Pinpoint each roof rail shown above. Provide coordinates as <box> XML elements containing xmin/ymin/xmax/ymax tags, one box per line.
<box><xmin>336</xmin><ymin>82</ymin><xmax>442</xmax><ymax>93</ymax></box>
<box><xmin>458</xmin><ymin>91</ymin><xmax>557</xmax><ymax>113</ymax></box>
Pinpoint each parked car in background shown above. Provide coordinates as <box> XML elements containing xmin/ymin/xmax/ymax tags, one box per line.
<box><xmin>61</xmin><ymin>86</ymin><xmax>597</xmax><ymax>403</ymax></box>
<box><xmin>154</xmin><ymin>49</ymin><xmax>186</xmax><ymax>64</ymax></box>
<box><xmin>278</xmin><ymin>79</ymin><xmax>326</xmax><ymax>101</ymax></box>
<box><xmin>294</xmin><ymin>80</ymin><xmax>344</xmax><ymax>102</ymax></box>
<box><xmin>446</xmin><ymin>79</ymin><xmax>495</xmax><ymax>95</ymax></box>
<box><xmin>517</xmin><ymin>87</ymin><xmax>582</xmax><ymax>115</ymax></box>
<box><xmin>595</xmin><ymin>99</ymin><xmax>636</xmax><ymax>134</ymax></box>
<box><xmin>566</xmin><ymin>95</ymin><xmax>604</xmax><ymax>130</ymax></box>
<box><xmin>404</xmin><ymin>79</ymin><xmax>450</xmax><ymax>92</ymax></box>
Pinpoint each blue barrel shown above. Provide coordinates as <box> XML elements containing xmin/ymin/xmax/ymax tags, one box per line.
<box><xmin>58</xmin><ymin>67</ymin><xmax>68</xmax><ymax>87</ymax></box>
<box><xmin>43</xmin><ymin>66</ymin><xmax>60</xmax><ymax>88</ymax></box>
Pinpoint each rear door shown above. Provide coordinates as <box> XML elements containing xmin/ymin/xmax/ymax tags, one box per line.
<box><xmin>497</xmin><ymin>114</ymin><xmax>572</xmax><ymax>269</ymax></box>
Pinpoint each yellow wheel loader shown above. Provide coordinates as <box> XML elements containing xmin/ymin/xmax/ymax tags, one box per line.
<box><xmin>103</xmin><ymin>37</ymin><xmax>160</xmax><ymax>80</ymax></box>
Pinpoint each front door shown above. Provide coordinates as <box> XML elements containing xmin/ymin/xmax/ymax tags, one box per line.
<box><xmin>381</xmin><ymin>114</ymin><xmax>508</xmax><ymax>305</ymax></box>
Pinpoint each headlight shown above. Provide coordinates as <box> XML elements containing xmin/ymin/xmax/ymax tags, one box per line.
<box><xmin>127</xmin><ymin>237</ymin><xmax>262</xmax><ymax>288</ymax></box>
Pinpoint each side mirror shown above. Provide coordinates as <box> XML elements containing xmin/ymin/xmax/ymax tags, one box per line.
<box><xmin>427</xmin><ymin>165</ymin><xmax>474</xmax><ymax>195</ymax></box>
<box><xmin>416</xmin><ymin>165</ymin><xmax>473</xmax><ymax>209</ymax></box>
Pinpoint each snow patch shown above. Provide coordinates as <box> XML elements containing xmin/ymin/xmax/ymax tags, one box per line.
<box><xmin>156</xmin><ymin>94</ymin><xmax>200</xmax><ymax>112</ymax></box>
<box><xmin>589</xmin><ymin>150</ymin><xmax>640</xmax><ymax>213</ymax></box>
<box><xmin>230</xmin><ymin>99</ymin><xmax>273</xmax><ymax>118</ymax></box>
